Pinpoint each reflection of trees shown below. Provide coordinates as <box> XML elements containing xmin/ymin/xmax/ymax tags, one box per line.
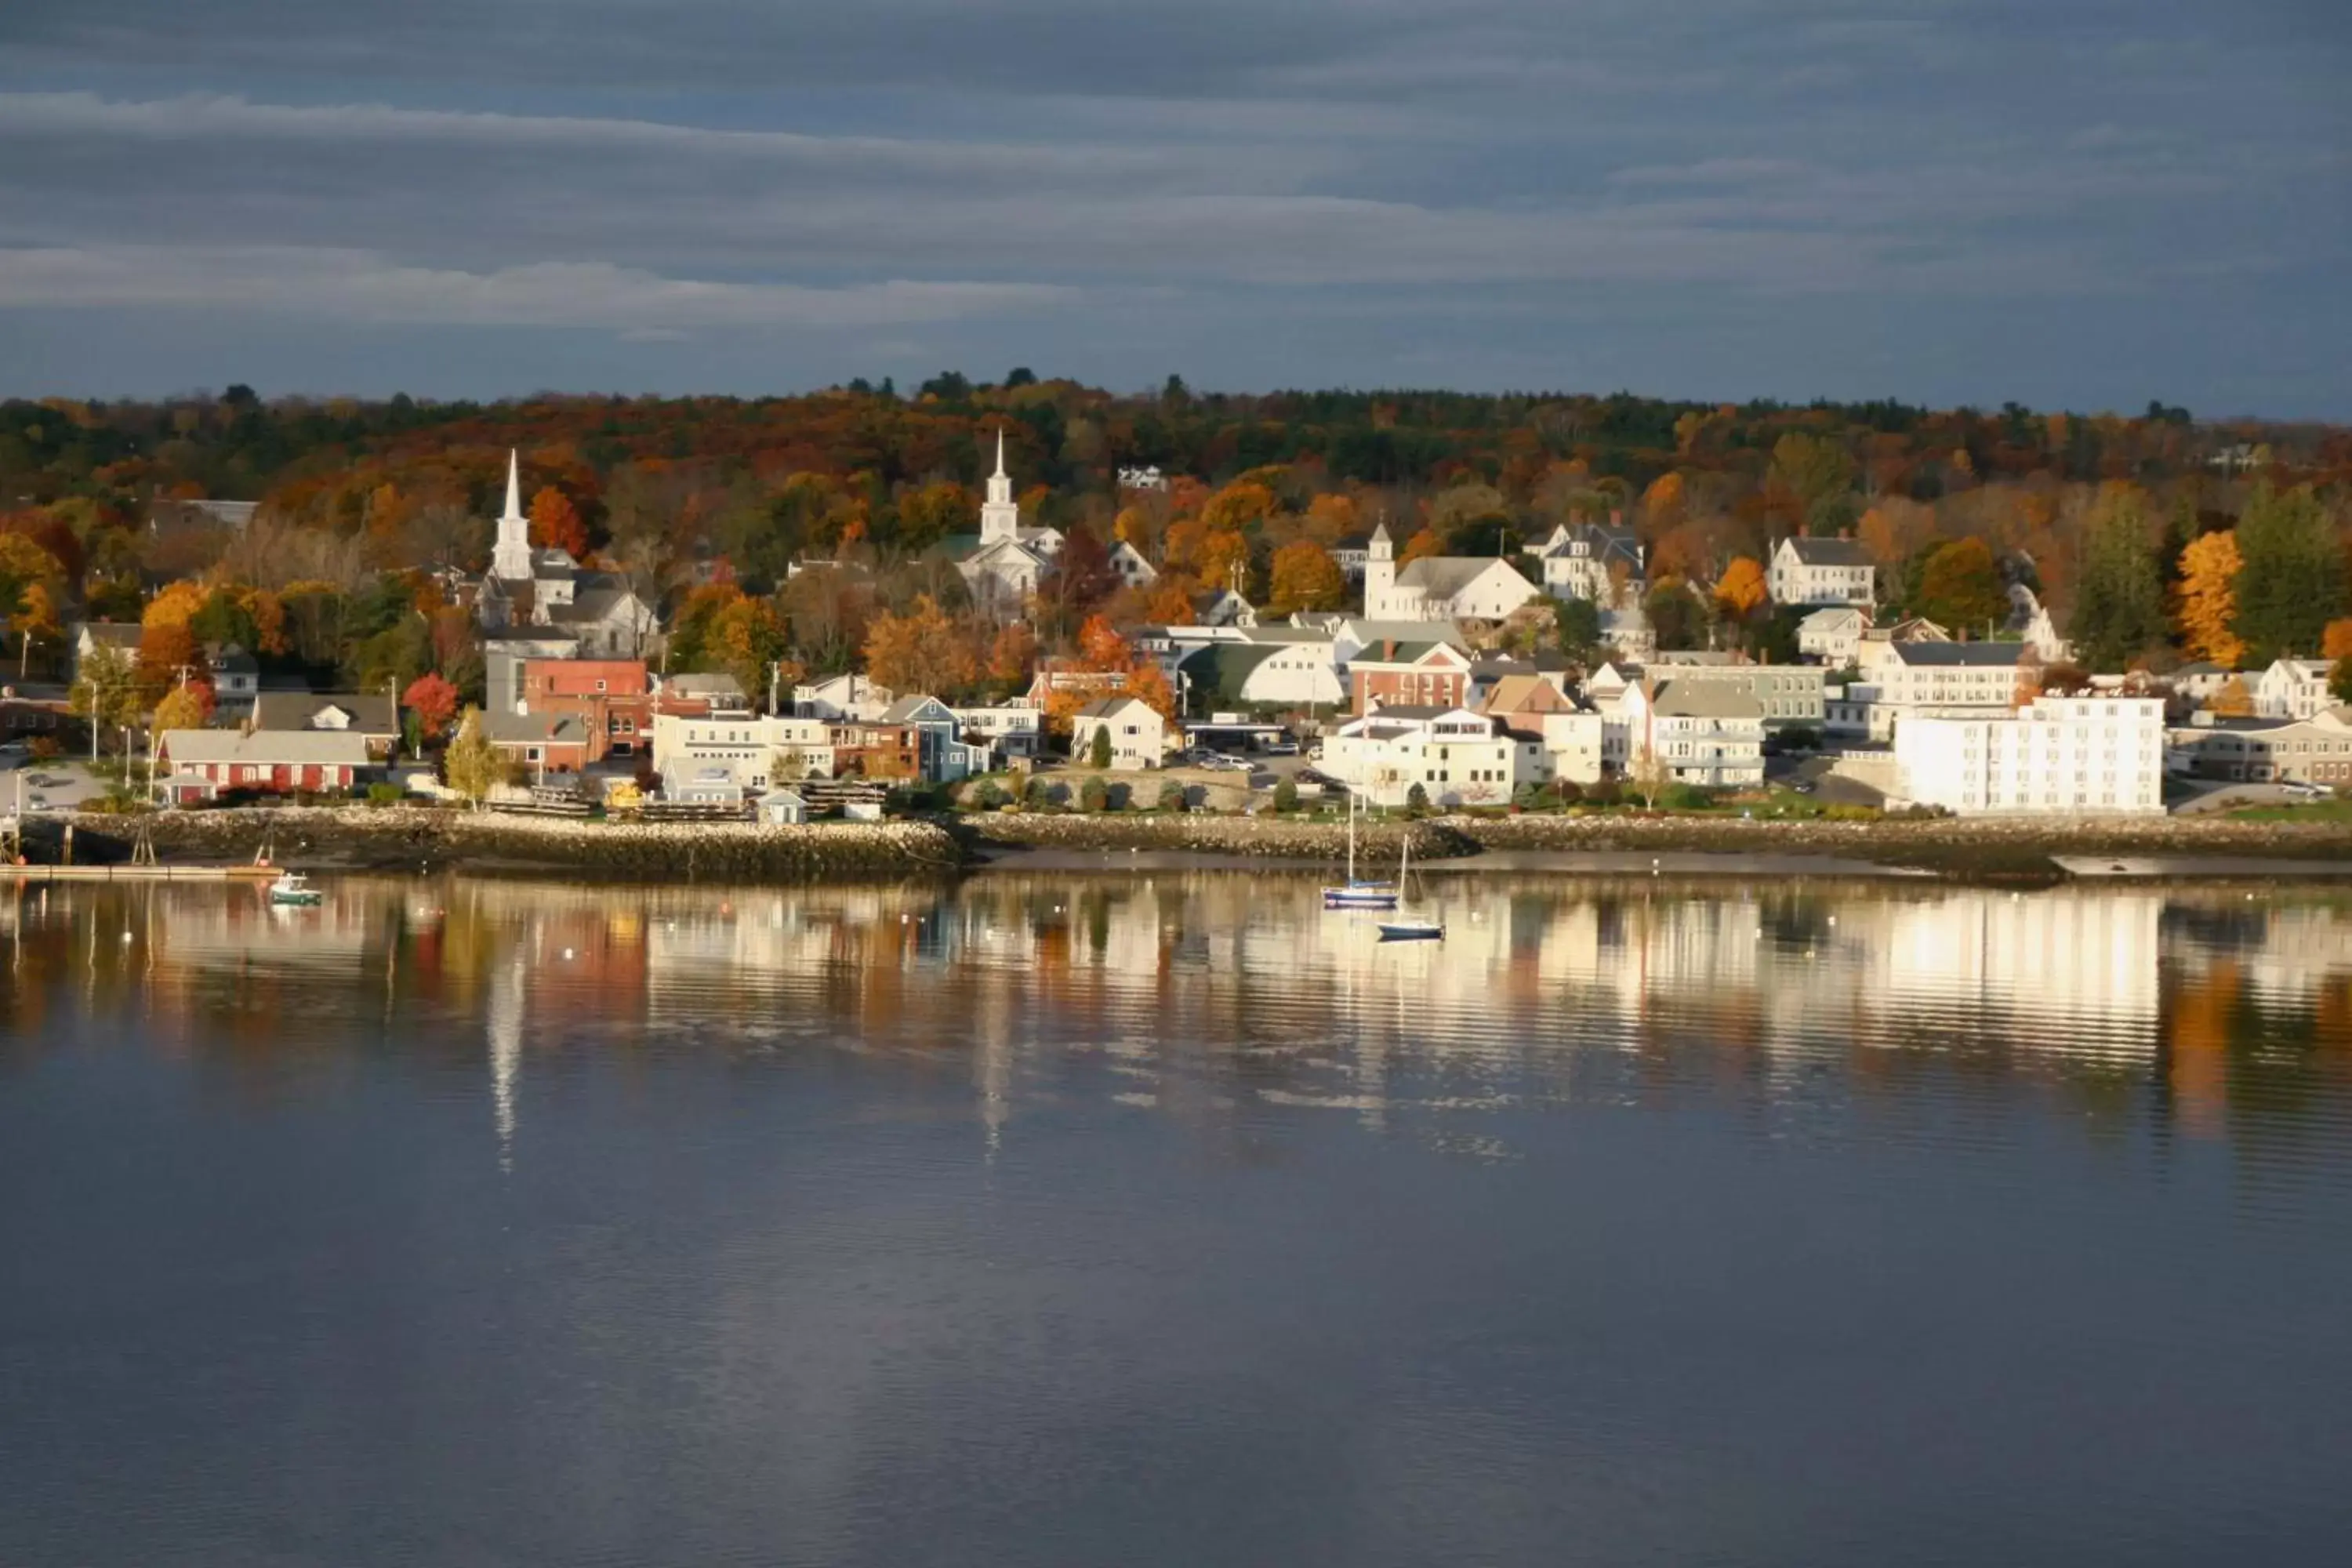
<box><xmin>4</xmin><ymin>877</ymin><xmax>2351</xmax><ymax>1165</ymax></box>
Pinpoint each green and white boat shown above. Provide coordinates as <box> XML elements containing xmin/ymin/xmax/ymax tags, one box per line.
<box><xmin>267</xmin><ymin>871</ymin><xmax>323</xmax><ymax>906</ymax></box>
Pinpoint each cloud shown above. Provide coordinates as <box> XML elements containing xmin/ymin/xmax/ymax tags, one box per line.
<box><xmin>0</xmin><ymin>247</ymin><xmax>1072</xmax><ymax>328</ymax></box>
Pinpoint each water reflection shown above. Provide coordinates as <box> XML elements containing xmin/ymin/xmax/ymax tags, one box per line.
<box><xmin>5</xmin><ymin>872</ymin><xmax>2350</xmax><ymax>1167</ymax></box>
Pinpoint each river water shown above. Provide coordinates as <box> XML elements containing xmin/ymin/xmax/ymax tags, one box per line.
<box><xmin>4</xmin><ymin>871</ymin><xmax>2350</xmax><ymax>1566</ymax></box>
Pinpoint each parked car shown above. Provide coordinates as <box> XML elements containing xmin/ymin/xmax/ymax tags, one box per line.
<box><xmin>1259</xmin><ymin>739</ymin><xmax>1300</xmax><ymax>757</ymax></box>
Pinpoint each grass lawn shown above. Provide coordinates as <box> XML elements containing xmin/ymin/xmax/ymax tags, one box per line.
<box><xmin>2226</xmin><ymin>798</ymin><xmax>2352</xmax><ymax>822</ymax></box>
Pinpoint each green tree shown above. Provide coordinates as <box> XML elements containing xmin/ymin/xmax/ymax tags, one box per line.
<box><xmin>1645</xmin><ymin>581</ymin><xmax>1704</xmax><ymax>652</ymax></box>
<box><xmin>1549</xmin><ymin>595</ymin><xmax>1602</xmax><ymax>658</ymax></box>
<box><xmin>1767</xmin><ymin>432</ymin><xmax>1855</xmax><ymax>531</ymax></box>
<box><xmin>1080</xmin><ymin>775</ymin><xmax>1109</xmax><ymax>812</ymax></box>
<box><xmin>1087</xmin><ymin>723</ymin><xmax>1113</xmax><ymax>768</ymax></box>
<box><xmin>1406</xmin><ymin>782</ymin><xmax>1430</xmax><ymax>814</ymax></box>
<box><xmin>1912</xmin><ymin>537</ymin><xmax>2009</xmax><ymax>633</ymax></box>
<box><xmin>1272</xmin><ymin>775</ymin><xmax>1299</xmax><ymax>812</ymax></box>
<box><xmin>2067</xmin><ymin>487</ymin><xmax>2168</xmax><ymax>670</ymax></box>
<box><xmin>444</xmin><ymin>706</ymin><xmax>501</xmax><ymax>808</ymax></box>
<box><xmin>69</xmin><ymin>641</ymin><xmax>143</xmax><ymax>750</ymax></box>
<box><xmin>1157</xmin><ymin>779</ymin><xmax>1187</xmax><ymax>812</ymax></box>
<box><xmin>2233</xmin><ymin>482</ymin><xmax>2343</xmax><ymax>664</ymax></box>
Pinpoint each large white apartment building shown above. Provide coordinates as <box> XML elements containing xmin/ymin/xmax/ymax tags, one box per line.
<box><xmin>1322</xmin><ymin>704</ymin><xmax>1538</xmax><ymax>808</ymax></box>
<box><xmin>1895</xmin><ymin>695</ymin><xmax>2165</xmax><ymax>815</ymax></box>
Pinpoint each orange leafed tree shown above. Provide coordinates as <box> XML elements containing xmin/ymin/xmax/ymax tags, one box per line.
<box><xmin>863</xmin><ymin>594</ymin><xmax>974</xmax><ymax>698</ymax></box>
<box><xmin>529</xmin><ymin>486</ymin><xmax>590</xmax><ymax>558</ymax></box>
<box><xmin>986</xmin><ymin>621</ymin><xmax>1037</xmax><ymax>687</ymax></box>
<box><xmin>1142</xmin><ymin>576</ymin><xmax>1200</xmax><ymax>625</ymax></box>
<box><xmin>141</xmin><ymin>579</ymin><xmax>209</xmax><ymax>632</ymax></box>
<box><xmin>2176</xmin><ymin>530</ymin><xmax>2245</xmax><ymax>667</ymax></box>
<box><xmin>1640</xmin><ymin>471</ymin><xmax>1686</xmax><ymax>532</ymax></box>
<box><xmin>2211</xmin><ymin>674</ymin><xmax>2253</xmax><ymax>717</ymax></box>
<box><xmin>1712</xmin><ymin>556</ymin><xmax>1768</xmax><ymax>619</ymax></box>
<box><xmin>1399</xmin><ymin>528</ymin><xmax>1444</xmax><ymax>565</ymax></box>
<box><xmin>1268</xmin><ymin>541</ymin><xmax>1345</xmax><ymax>615</ymax></box>
<box><xmin>2321</xmin><ymin>618</ymin><xmax>2352</xmax><ymax>661</ymax></box>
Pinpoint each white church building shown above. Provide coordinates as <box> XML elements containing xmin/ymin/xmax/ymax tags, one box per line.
<box><xmin>956</xmin><ymin>432</ymin><xmax>1064</xmax><ymax>615</ymax></box>
<box><xmin>477</xmin><ymin>450</ymin><xmax>660</xmax><ymax>658</ymax></box>
<box><xmin>1363</xmin><ymin>523</ymin><xmax>1544</xmax><ymax>624</ymax></box>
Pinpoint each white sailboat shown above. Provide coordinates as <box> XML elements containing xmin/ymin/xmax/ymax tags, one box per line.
<box><xmin>1376</xmin><ymin>830</ymin><xmax>1443</xmax><ymax>941</ymax></box>
<box><xmin>1322</xmin><ymin>788</ymin><xmax>1399</xmax><ymax>911</ymax></box>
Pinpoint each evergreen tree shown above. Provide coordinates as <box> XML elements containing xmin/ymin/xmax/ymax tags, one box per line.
<box><xmin>2232</xmin><ymin>483</ymin><xmax>2342</xmax><ymax>663</ymax></box>
<box><xmin>2067</xmin><ymin>487</ymin><xmax>2168</xmax><ymax>670</ymax></box>
<box><xmin>1087</xmin><ymin>723</ymin><xmax>1112</xmax><ymax>769</ymax></box>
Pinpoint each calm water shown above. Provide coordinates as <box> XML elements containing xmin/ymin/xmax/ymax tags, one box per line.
<box><xmin>4</xmin><ymin>871</ymin><xmax>2351</xmax><ymax>1566</ymax></box>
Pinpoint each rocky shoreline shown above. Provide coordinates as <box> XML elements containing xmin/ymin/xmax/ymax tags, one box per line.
<box><xmin>38</xmin><ymin>807</ymin><xmax>965</xmax><ymax>880</ymax></box>
<box><xmin>27</xmin><ymin>804</ymin><xmax>2352</xmax><ymax>882</ymax></box>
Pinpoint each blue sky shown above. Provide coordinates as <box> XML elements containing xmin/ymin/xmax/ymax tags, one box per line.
<box><xmin>1</xmin><ymin>1</ymin><xmax>2345</xmax><ymax>415</ymax></box>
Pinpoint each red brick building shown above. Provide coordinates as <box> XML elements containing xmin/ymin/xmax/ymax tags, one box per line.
<box><xmin>520</xmin><ymin>659</ymin><xmax>652</xmax><ymax>760</ymax></box>
<box><xmin>1349</xmin><ymin>640</ymin><xmax>1475</xmax><ymax>716</ymax></box>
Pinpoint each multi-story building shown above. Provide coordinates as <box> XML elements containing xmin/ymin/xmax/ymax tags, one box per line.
<box><xmin>1613</xmin><ymin>678</ymin><xmax>1766</xmax><ymax>788</ymax></box>
<box><xmin>1769</xmin><ymin>535</ymin><xmax>1876</xmax><ymax>608</ymax></box>
<box><xmin>1895</xmin><ymin>695</ymin><xmax>2165</xmax><ymax>815</ymax></box>
<box><xmin>651</xmin><ymin>713</ymin><xmax>839</xmax><ymax>792</ymax></box>
<box><xmin>1847</xmin><ymin>640</ymin><xmax>2033</xmax><ymax>740</ymax></box>
<box><xmin>1523</xmin><ymin>519</ymin><xmax>1644</xmax><ymax>605</ymax></box>
<box><xmin>1483</xmin><ymin>675</ymin><xmax>1605</xmax><ymax>785</ymax></box>
<box><xmin>2256</xmin><ymin>658</ymin><xmax>2333</xmax><ymax>720</ymax></box>
<box><xmin>1070</xmin><ymin>697</ymin><xmax>1168</xmax><ymax>770</ymax></box>
<box><xmin>1796</xmin><ymin>606</ymin><xmax>1867</xmax><ymax>666</ymax></box>
<box><xmin>1347</xmin><ymin>638</ymin><xmax>1474</xmax><ymax>715</ymax></box>
<box><xmin>2167</xmin><ymin>709</ymin><xmax>2352</xmax><ymax>784</ymax></box>
<box><xmin>1322</xmin><ymin>705</ymin><xmax>1536</xmax><ymax>808</ymax></box>
<box><xmin>1647</xmin><ymin>659</ymin><xmax>1827</xmax><ymax>730</ymax></box>
<box><xmin>519</xmin><ymin>658</ymin><xmax>652</xmax><ymax>761</ymax></box>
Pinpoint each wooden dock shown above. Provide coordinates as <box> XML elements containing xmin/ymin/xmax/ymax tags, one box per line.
<box><xmin>8</xmin><ymin>866</ymin><xmax>283</xmax><ymax>884</ymax></box>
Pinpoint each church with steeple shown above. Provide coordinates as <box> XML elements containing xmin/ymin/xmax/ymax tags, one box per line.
<box><xmin>955</xmin><ymin>430</ymin><xmax>1064</xmax><ymax>615</ymax></box>
<box><xmin>476</xmin><ymin>448</ymin><xmax>661</xmax><ymax>660</ymax></box>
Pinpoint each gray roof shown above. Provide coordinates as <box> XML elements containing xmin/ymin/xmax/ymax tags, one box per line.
<box><xmin>160</xmin><ymin>729</ymin><xmax>372</xmax><ymax>765</ymax></box>
<box><xmin>661</xmin><ymin>672</ymin><xmax>747</xmax><ymax>698</ymax></box>
<box><xmin>1339</xmin><ymin>618</ymin><xmax>1469</xmax><ymax>650</ymax></box>
<box><xmin>485</xmin><ymin>710</ymin><xmax>588</xmax><ymax>746</ymax></box>
<box><xmin>878</xmin><ymin>695</ymin><xmax>956</xmax><ymax>724</ymax></box>
<box><xmin>74</xmin><ymin>621</ymin><xmax>143</xmax><ymax>649</ymax></box>
<box><xmin>1076</xmin><ymin>696</ymin><xmax>1156</xmax><ymax>720</ymax></box>
<box><xmin>251</xmin><ymin>691</ymin><xmax>398</xmax><ymax>735</ymax></box>
<box><xmin>1780</xmin><ymin>536</ymin><xmax>1875</xmax><ymax>566</ymax></box>
<box><xmin>1361</xmin><ymin>703</ymin><xmax>1481</xmax><ymax>722</ymax></box>
<box><xmin>1650</xmin><ymin>681</ymin><xmax>1765</xmax><ymax>719</ymax></box>
<box><xmin>1395</xmin><ymin>556</ymin><xmax>1533</xmax><ymax>597</ymax></box>
<box><xmin>1889</xmin><ymin>641</ymin><xmax>2028</xmax><ymax>668</ymax></box>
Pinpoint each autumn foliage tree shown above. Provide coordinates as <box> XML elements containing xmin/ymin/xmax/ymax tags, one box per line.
<box><xmin>1912</xmin><ymin>537</ymin><xmax>2009</xmax><ymax>634</ymax></box>
<box><xmin>528</xmin><ymin>486</ymin><xmax>590</xmax><ymax>559</ymax></box>
<box><xmin>2176</xmin><ymin>531</ymin><xmax>2245</xmax><ymax>667</ymax></box>
<box><xmin>1268</xmin><ymin>541</ymin><xmax>1345</xmax><ymax>615</ymax></box>
<box><xmin>404</xmin><ymin>672</ymin><xmax>460</xmax><ymax>740</ymax></box>
<box><xmin>151</xmin><ymin>679</ymin><xmax>213</xmax><ymax>735</ymax></box>
<box><xmin>1711</xmin><ymin>557</ymin><xmax>1768</xmax><ymax>621</ymax></box>
<box><xmin>862</xmin><ymin>594</ymin><xmax>978</xmax><ymax>699</ymax></box>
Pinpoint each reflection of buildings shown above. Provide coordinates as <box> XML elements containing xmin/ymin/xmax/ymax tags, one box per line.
<box><xmin>7</xmin><ymin>875</ymin><xmax>2348</xmax><ymax>1156</ymax></box>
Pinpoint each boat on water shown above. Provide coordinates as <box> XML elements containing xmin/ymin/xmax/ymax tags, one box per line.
<box><xmin>1376</xmin><ymin>833</ymin><xmax>1443</xmax><ymax>942</ymax></box>
<box><xmin>267</xmin><ymin>871</ymin><xmax>323</xmax><ymax>906</ymax></box>
<box><xmin>1322</xmin><ymin>789</ymin><xmax>1399</xmax><ymax>911</ymax></box>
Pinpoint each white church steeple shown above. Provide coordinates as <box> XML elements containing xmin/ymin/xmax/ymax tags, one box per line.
<box><xmin>978</xmin><ymin>429</ymin><xmax>1020</xmax><ymax>545</ymax></box>
<box><xmin>491</xmin><ymin>448</ymin><xmax>533</xmax><ymax>580</ymax></box>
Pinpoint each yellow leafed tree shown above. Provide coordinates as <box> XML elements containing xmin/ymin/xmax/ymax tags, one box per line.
<box><xmin>1712</xmin><ymin>556</ymin><xmax>1769</xmax><ymax>620</ymax></box>
<box><xmin>1267</xmin><ymin>541</ymin><xmax>1345</xmax><ymax>615</ymax></box>
<box><xmin>2176</xmin><ymin>530</ymin><xmax>2245</xmax><ymax>667</ymax></box>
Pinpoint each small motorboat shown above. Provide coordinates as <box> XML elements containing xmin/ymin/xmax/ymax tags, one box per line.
<box><xmin>267</xmin><ymin>871</ymin><xmax>324</xmax><ymax>906</ymax></box>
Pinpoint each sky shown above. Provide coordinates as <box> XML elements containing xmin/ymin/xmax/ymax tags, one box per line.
<box><xmin>0</xmin><ymin>1</ymin><xmax>2346</xmax><ymax>416</ymax></box>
